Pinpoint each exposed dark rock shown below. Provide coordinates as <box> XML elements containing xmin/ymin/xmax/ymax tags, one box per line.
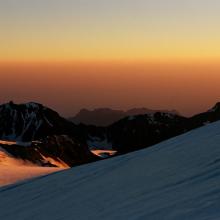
<box><xmin>187</xmin><ymin>102</ymin><xmax>220</xmax><ymax>129</ymax></box>
<box><xmin>36</xmin><ymin>135</ymin><xmax>98</xmax><ymax>167</ymax></box>
<box><xmin>107</xmin><ymin>113</ymin><xmax>188</xmax><ymax>153</ymax></box>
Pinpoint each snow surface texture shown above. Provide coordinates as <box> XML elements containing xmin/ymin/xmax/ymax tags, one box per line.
<box><xmin>0</xmin><ymin>166</ymin><xmax>62</xmax><ymax>187</ymax></box>
<box><xmin>1</xmin><ymin>121</ymin><xmax>220</xmax><ymax>219</ymax></box>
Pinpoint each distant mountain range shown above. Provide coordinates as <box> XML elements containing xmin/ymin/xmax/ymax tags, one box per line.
<box><xmin>1</xmin><ymin>101</ymin><xmax>220</xmax><ymax>168</ymax></box>
<box><xmin>69</xmin><ymin>107</ymin><xmax>179</xmax><ymax>126</ymax></box>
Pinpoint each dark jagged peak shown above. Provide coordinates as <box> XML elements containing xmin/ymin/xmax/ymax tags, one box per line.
<box><xmin>0</xmin><ymin>102</ymin><xmax>75</xmax><ymax>142</ymax></box>
<box><xmin>2</xmin><ymin>101</ymin><xmax>41</xmax><ymax>109</ymax></box>
<box><xmin>188</xmin><ymin>102</ymin><xmax>220</xmax><ymax>129</ymax></box>
<box><xmin>0</xmin><ymin>102</ymin><xmax>48</xmax><ymax>119</ymax></box>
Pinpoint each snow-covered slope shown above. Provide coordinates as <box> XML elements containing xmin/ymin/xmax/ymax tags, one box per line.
<box><xmin>0</xmin><ymin>165</ymin><xmax>63</xmax><ymax>187</ymax></box>
<box><xmin>1</xmin><ymin>121</ymin><xmax>220</xmax><ymax>220</ymax></box>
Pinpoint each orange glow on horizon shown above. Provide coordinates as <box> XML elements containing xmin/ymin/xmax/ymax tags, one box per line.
<box><xmin>0</xmin><ymin>60</ymin><xmax>220</xmax><ymax>118</ymax></box>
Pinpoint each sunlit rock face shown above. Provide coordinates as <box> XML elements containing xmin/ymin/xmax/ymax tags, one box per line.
<box><xmin>0</xmin><ymin>102</ymin><xmax>76</xmax><ymax>142</ymax></box>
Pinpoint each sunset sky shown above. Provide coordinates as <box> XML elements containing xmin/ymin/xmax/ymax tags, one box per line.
<box><xmin>0</xmin><ymin>0</ymin><xmax>220</xmax><ymax>116</ymax></box>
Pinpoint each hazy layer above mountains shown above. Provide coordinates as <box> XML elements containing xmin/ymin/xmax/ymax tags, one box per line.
<box><xmin>1</xmin><ymin>62</ymin><xmax>220</xmax><ymax>118</ymax></box>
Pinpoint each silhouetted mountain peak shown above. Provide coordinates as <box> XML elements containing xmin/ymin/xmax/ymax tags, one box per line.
<box><xmin>209</xmin><ymin>102</ymin><xmax>220</xmax><ymax>112</ymax></box>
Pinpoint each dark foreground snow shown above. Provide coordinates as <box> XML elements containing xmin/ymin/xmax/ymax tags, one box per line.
<box><xmin>1</xmin><ymin>121</ymin><xmax>220</xmax><ymax>220</ymax></box>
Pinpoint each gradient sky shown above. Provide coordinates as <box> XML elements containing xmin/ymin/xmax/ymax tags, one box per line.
<box><xmin>1</xmin><ymin>0</ymin><xmax>220</xmax><ymax>61</ymax></box>
<box><xmin>0</xmin><ymin>0</ymin><xmax>220</xmax><ymax>116</ymax></box>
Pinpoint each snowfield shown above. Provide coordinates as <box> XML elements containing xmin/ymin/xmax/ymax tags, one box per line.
<box><xmin>0</xmin><ymin>166</ymin><xmax>63</xmax><ymax>187</ymax></box>
<box><xmin>1</xmin><ymin>121</ymin><xmax>220</xmax><ymax>219</ymax></box>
